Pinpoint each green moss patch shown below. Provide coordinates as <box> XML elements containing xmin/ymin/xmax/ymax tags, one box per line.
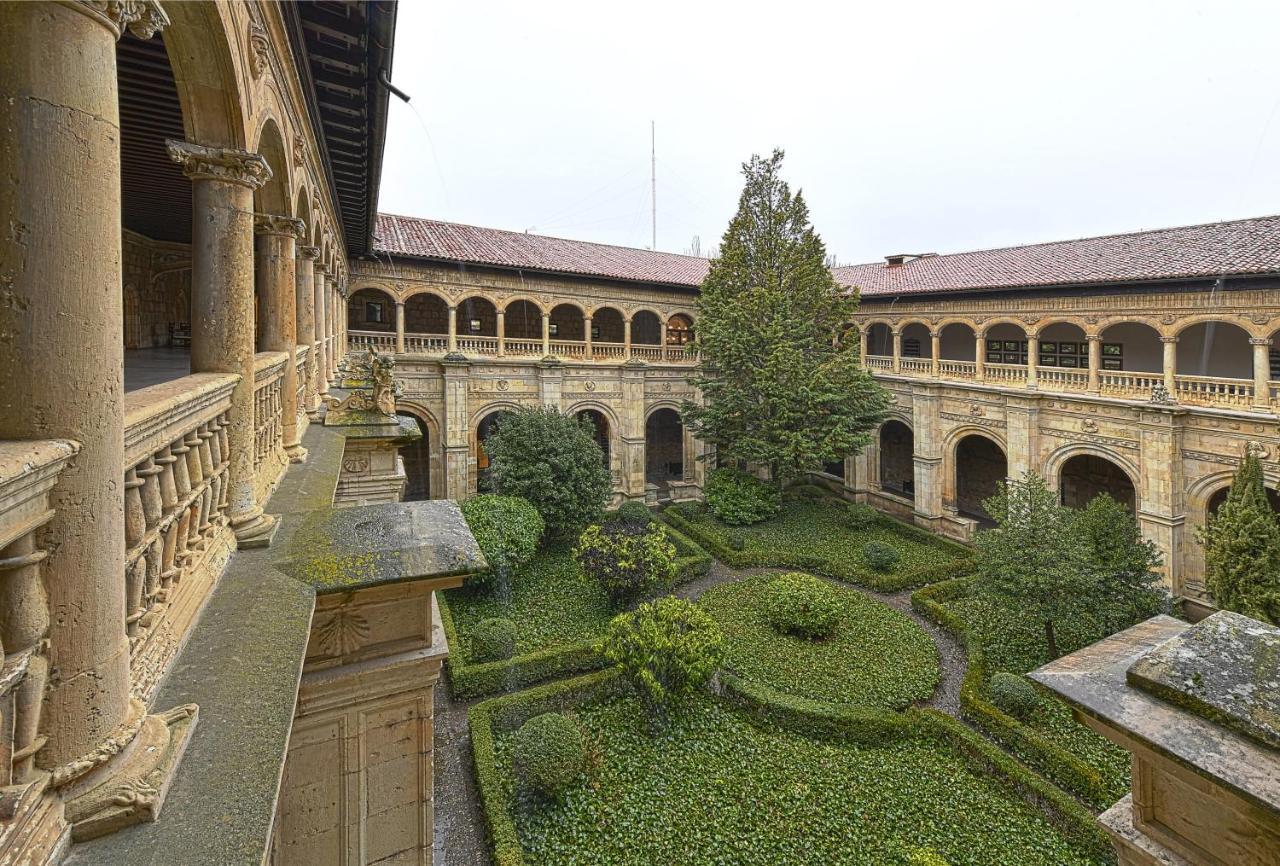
<box><xmin>700</xmin><ymin>573</ymin><xmax>939</xmax><ymax>709</ymax></box>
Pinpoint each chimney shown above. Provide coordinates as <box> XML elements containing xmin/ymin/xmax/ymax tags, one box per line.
<box><xmin>884</xmin><ymin>252</ymin><xmax>937</xmax><ymax>268</ymax></box>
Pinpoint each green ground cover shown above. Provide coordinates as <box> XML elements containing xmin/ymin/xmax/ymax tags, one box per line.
<box><xmin>490</xmin><ymin>694</ymin><xmax>1105</xmax><ymax>866</ymax></box>
<box><xmin>663</xmin><ymin>500</ymin><xmax>972</xmax><ymax>590</ymax></box>
<box><xmin>699</xmin><ymin>572</ymin><xmax>939</xmax><ymax>709</ymax></box>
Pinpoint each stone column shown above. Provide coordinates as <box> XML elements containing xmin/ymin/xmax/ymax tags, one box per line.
<box><xmin>911</xmin><ymin>384</ymin><xmax>944</xmax><ymax>528</ymax></box>
<box><xmin>256</xmin><ymin>214</ymin><xmax>307</xmax><ymax>463</ymax></box>
<box><xmin>168</xmin><ymin>142</ymin><xmax>278</xmax><ymax>548</ymax></box>
<box><xmin>1250</xmin><ymin>337</ymin><xmax>1271</xmax><ymax>410</ymax></box>
<box><xmin>624</xmin><ymin>317</ymin><xmax>633</xmax><ymax>360</ymax></box>
<box><xmin>1087</xmin><ymin>334</ymin><xmax>1102</xmax><ymax>393</ymax></box>
<box><xmin>447</xmin><ymin>305</ymin><xmax>458</xmax><ymax>352</ymax></box>
<box><xmin>859</xmin><ymin>327</ymin><xmax>869</xmax><ymax>362</ymax></box>
<box><xmin>298</xmin><ymin>246</ymin><xmax>321</xmax><ymax>415</ymax></box>
<box><xmin>395</xmin><ymin>301</ymin><xmax>406</xmax><ymax>354</ymax></box>
<box><xmin>0</xmin><ymin>0</ymin><xmax>169</xmax><ymax>775</ymax></box>
<box><xmin>974</xmin><ymin>332</ymin><xmax>986</xmax><ymax>382</ymax></box>
<box><xmin>542</xmin><ymin>313</ymin><xmax>551</xmax><ymax>356</ymax></box>
<box><xmin>1004</xmin><ymin>395</ymin><xmax>1040</xmax><ymax>479</ymax></box>
<box><xmin>660</xmin><ymin>321</ymin><xmax>669</xmax><ymax>361</ymax></box>
<box><xmin>1026</xmin><ymin>333</ymin><xmax>1039</xmax><ymax>389</ymax></box>
<box><xmin>584</xmin><ymin>316</ymin><xmax>593</xmax><ymax>359</ymax></box>
<box><xmin>891</xmin><ymin>328</ymin><xmax>902</xmax><ymax>373</ymax></box>
<box><xmin>496</xmin><ymin>309</ymin><xmax>506</xmax><ymax>356</ymax></box>
<box><xmin>314</xmin><ymin>268</ymin><xmax>330</xmax><ymax>398</ymax></box>
<box><xmin>930</xmin><ymin>330</ymin><xmax>941</xmax><ymax>377</ymax></box>
<box><xmin>1162</xmin><ymin>336</ymin><xmax>1178</xmax><ymax>397</ymax></box>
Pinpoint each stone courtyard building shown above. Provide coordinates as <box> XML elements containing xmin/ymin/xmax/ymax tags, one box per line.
<box><xmin>1</xmin><ymin>1</ymin><xmax>1278</xmax><ymax>864</ymax></box>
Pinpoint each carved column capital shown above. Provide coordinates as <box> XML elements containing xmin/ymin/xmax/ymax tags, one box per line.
<box><xmin>166</xmin><ymin>140</ymin><xmax>272</xmax><ymax>190</ymax></box>
<box><xmin>67</xmin><ymin>0</ymin><xmax>169</xmax><ymax>39</ymax></box>
<box><xmin>299</xmin><ymin>245</ymin><xmax>320</xmax><ymax>261</ymax></box>
<box><xmin>254</xmin><ymin>213</ymin><xmax>305</xmax><ymax>239</ymax></box>
<box><xmin>1161</xmin><ymin>335</ymin><xmax>1179</xmax><ymax>344</ymax></box>
<box><xmin>1085</xmin><ymin>334</ymin><xmax>1103</xmax><ymax>342</ymax></box>
<box><xmin>1249</xmin><ymin>337</ymin><xmax>1271</xmax><ymax>346</ymax></box>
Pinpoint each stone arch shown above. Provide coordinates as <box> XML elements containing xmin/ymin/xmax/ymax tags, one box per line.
<box><xmin>1099</xmin><ymin>321</ymin><xmax>1163</xmax><ymax>373</ymax></box>
<box><xmin>590</xmin><ymin>306</ymin><xmax>626</xmax><ymax>344</ymax></box>
<box><xmin>951</xmin><ymin>432</ymin><xmax>1008</xmax><ymax>525</ymax></box>
<box><xmin>571</xmin><ymin>405</ymin><xmax>616</xmax><ymax>474</ymax></box>
<box><xmin>252</xmin><ymin>116</ymin><xmax>291</xmax><ymax>217</ymax></box>
<box><xmin>1173</xmin><ymin>314</ymin><xmax>1263</xmax><ymax>340</ymax></box>
<box><xmin>348</xmin><ymin>287</ymin><xmax>395</xmax><ymax>332</ymax></box>
<box><xmin>1047</xmin><ymin>445</ymin><xmax>1139</xmax><ymax>511</ymax></box>
<box><xmin>294</xmin><ymin>186</ymin><xmax>312</xmax><ymax>244</ymax></box>
<box><xmin>666</xmin><ymin>313</ymin><xmax>695</xmax><ymax>347</ymax></box>
<box><xmin>162</xmin><ymin>2</ymin><xmax>249</xmax><ymax>148</ymax></box>
<box><xmin>1175</xmin><ymin>320</ymin><xmax>1255</xmax><ymax>380</ymax></box>
<box><xmin>395</xmin><ymin>402</ymin><xmax>444</xmax><ymax>502</ymax></box>
<box><xmin>631</xmin><ymin>309</ymin><xmax>662</xmax><ymax>345</ymax></box>
<box><xmin>898</xmin><ymin>322</ymin><xmax>931</xmax><ymax>359</ymax></box>
<box><xmin>549</xmin><ymin>302</ymin><xmax>585</xmax><ymax>341</ymax></box>
<box><xmin>500</xmin><ymin>295</ymin><xmax>548</xmax><ymax>315</ymax></box>
<box><xmin>405</xmin><ymin>292</ymin><xmax>449</xmax><ymax>335</ymax></box>
<box><xmin>878</xmin><ymin>419</ymin><xmax>914</xmax><ymax>500</ymax></box>
<box><xmin>504</xmin><ymin>299</ymin><xmax>542</xmax><ymax>340</ymax></box>
<box><xmin>865</xmin><ymin>322</ymin><xmax>894</xmax><ymax>356</ymax></box>
<box><xmin>471</xmin><ymin>403</ymin><xmax>523</xmax><ymax>494</ymax></box>
<box><xmin>644</xmin><ymin>406</ymin><xmax>684</xmax><ymax>490</ymax></box>
<box><xmin>456</xmin><ymin>296</ymin><xmax>498</xmax><ymax>338</ymax></box>
<box><xmin>938</xmin><ymin>321</ymin><xmax>977</xmax><ymax>361</ymax></box>
<box><xmin>975</xmin><ymin>316</ymin><xmax>1034</xmax><ymax>337</ymax></box>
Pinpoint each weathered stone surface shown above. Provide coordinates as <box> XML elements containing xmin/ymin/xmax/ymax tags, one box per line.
<box><xmin>1128</xmin><ymin>610</ymin><xmax>1280</xmax><ymax>750</ymax></box>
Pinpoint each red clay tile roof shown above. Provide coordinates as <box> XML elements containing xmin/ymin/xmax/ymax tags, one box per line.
<box><xmin>832</xmin><ymin>214</ymin><xmax>1280</xmax><ymax>297</ymax></box>
<box><xmin>375</xmin><ymin>214</ymin><xmax>711</xmax><ymax>287</ymax></box>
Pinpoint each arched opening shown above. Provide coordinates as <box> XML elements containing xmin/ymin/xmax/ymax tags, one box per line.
<box><xmin>632</xmin><ymin>310</ymin><xmax>662</xmax><ymax>345</ymax></box>
<box><xmin>252</xmin><ymin>117</ymin><xmax>292</xmax><ymax>352</ymax></box>
<box><xmin>505</xmin><ymin>300</ymin><xmax>542</xmax><ymax>340</ymax></box>
<box><xmin>1060</xmin><ymin>454</ymin><xmax>1136</xmax><ymax>512</ymax></box>
<box><xmin>398</xmin><ymin>413</ymin><xmax>432</xmax><ymax>501</ymax></box>
<box><xmin>1036</xmin><ymin>322</ymin><xmax>1088</xmax><ymax>371</ymax></box>
<box><xmin>457</xmin><ymin>296</ymin><xmax>498</xmax><ymax>337</ymax></box>
<box><xmin>645</xmin><ymin>408</ymin><xmax>684</xmax><ymax>490</ymax></box>
<box><xmin>984</xmin><ymin>323</ymin><xmax>1029</xmax><ymax>366</ymax></box>
<box><xmin>899</xmin><ymin>322</ymin><xmax>930</xmax><ymax>359</ymax></box>
<box><xmin>1099</xmin><ymin>322</ymin><xmax>1162</xmax><ymax>373</ymax></box>
<box><xmin>666</xmin><ymin>314</ymin><xmax>694</xmax><ymax>346</ymax></box>
<box><xmin>549</xmin><ymin>303</ymin><xmax>584</xmax><ymax>341</ymax></box>
<box><xmin>475</xmin><ymin>410</ymin><xmax>511</xmax><ymax>493</ymax></box>
<box><xmin>592</xmin><ymin>307</ymin><xmax>625</xmax><ymax>344</ymax></box>
<box><xmin>348</xmin><ymin>288</ymin><xmax>395</xmax><ymax>332</ymax></box>
<box><xmin>1207</xmin><ymin>484</ymin><xmax>1280</xmax><ymax>517</ymax></box>
<box><xmin>878</xmin><ymin>420</ymin><xmax>914</xmax><ymax>500</ymax></box>
<box><xmin>939</xmin><ymin>322</ymin><xmax>977</xmax><ymax>361</ymax></box>
<box><xmin>576</xmin><ymin>410</ymin><xmax>611</xmax><ymax>470</ymax></box>
<box><xmin>1176</xmin><ymin>321</ymin><xmax>1254</xmax><ymax>380</ymax></box>
<box><xmin>865</xmin><ymin>323</ymin><xmax>893</xmax><ymax>357</ymax></box>
<box><xmin>404</xmin><ymin>293</ymin><xmax>449</xmax><ymax>335</ymax></box>
<box><xmin>954</xmin><ymin>434</ymin><xmax>1007</xmax><ymax>526</ymax></box>
<box><xmin>822</xmin><ymin>457</ymin><xmax>846</xmax><ymax>479</ymax></box>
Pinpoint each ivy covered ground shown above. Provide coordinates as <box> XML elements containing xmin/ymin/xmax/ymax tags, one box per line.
<box><xmin>494</xmin><ymin>695</ymin><xmax>1103</xmax><ymax>866</ymax></box>
<box><xmin>699</xmin><ymin>572</ymin><xmax>940</xmax><ymax>709</ymax></box>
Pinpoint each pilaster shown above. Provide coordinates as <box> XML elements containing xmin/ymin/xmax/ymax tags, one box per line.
<box><xmin>1137</xmin><ymin>406</ymin><xmax>1187</xmax><ymax>594</ymax></box>
<box><xmin>440</xmin><ymin>358</ymin><xmax>472</xmax><ymax>501</ymax></box>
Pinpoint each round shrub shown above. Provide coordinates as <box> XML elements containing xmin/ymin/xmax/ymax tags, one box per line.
<box><xmin>461</xmin><ymin>494</ymin><xmax>544</xmax><ymax>588</ymax></box>
<box><xmin>470</xmin><ymin>617</ymin><xmax>517</xmax><ymax>662</ymax></box>
<box><xmin>862</xmin><ymin>541</ymin><xmax>901</xmax><ymax>572</ymax></box>
<box><xmin>602</xmin><ymin>596</ymin><xmax>725</xmax><ymax>719</ymax></box>
<box><xmin>705</xmin><ymin>468</ymin><xmax>782</xmax><ymax>526</ymax></box>
<box><xmin>615</xmin><ymin>500</ymin><xmax>653</xmax><ymax>527</ymax></box>
<box><xmin>575</xmin><ymin>520</ymin><xmax>677</xmax><ymax>604</ymax></box>
<box><xmin>763</xmin><ymin>572</ymin><xmax>843</xmax><ymax>639</ymax></box>
<box><xmin>988</xmin><ymin>672</ymin><xmax>1043</xmax><ymax>720</ymax></box>
<box><xmin>509</xmin><ymin>712</ymin><xmax>587</xmax><ymax>799</ymax></box>
<box><xmin>846</xmin><ymin>502</ymin><xmax>879</xmax><ymax>530</ymax></box>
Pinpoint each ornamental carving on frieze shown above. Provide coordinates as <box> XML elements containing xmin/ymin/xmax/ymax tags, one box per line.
<box><xmin>1081</xmin><ymin>419</ymin><xmax>1099</xmax><ymax>433</ymax></box>
<box><xmin>1246</xmin><ymin>440</ymin><xmax>1271</xmax><ymax>460</ymax></box>
<box><xmin>967</xmin><ymin>403</ymin><xmax>985</xmax><ymax>417</ymax></box>
<box><xmin>248</xmin><ymin>21</ymin><xmax>271</xmax><ymax>79</ymax></box>
<box><xmin>314</xmin><ymin>605</ymin><xmax>370</xmax><ymax>656</ymax></box>
<box><xmin>496</xmin><ymin>380</ymin><xmax>509</xmax><ymax>391</ymax></box>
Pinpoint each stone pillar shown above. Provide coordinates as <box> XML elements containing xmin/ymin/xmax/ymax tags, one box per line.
<box><xmin>620</xmin><ymin>365</ymin><xmax>647</xmax><ymax>497</ymax></box>
<box><xmin>256</xmin><ymin>214</ymin><xmax>307</xmax><ymax>463</ymax></box>
<box><xmin>584</xmin><ymin>316</ymin><xmax>593</xmax><ymax>359</ymax></box>
<box><xmin>0</xmin><ymin>0</ymin><xmax>168</xmax><ymax>773</ymax></box>
<box><xmin>930</xmin><ymin>330</ymin><xmax>941</xmax><ymax>377</ymax></box>
<box><xmin>1004</xmin><ymin>395</ymin><xmax>1040</xmax><ymax>479</ymax></box>
<box><xmin>1162</xmin><ymin>336</ymin><xmax>1178</xmax><ymax>396</ymax></box>
<box><xmin>447</xmin><ymin>305</ymin><xmax>458</xmax><ymax>352</ymax></box>
<box><xmin>660</xmin><ymin>321</ymin><xmax>669</xmax><ymax>361</ymax></box>
<box><xmin>975</xmin><ymin>332</ymin><xmax>986</xmax><ymax>382</ymax></box>
<box><xmin>1026</xmin><ymin>333</ymin><xmax>1039</xmax><ymax>389</ymax></box>
<box><xmin>859</xmin><ymin>327</ymin><xmax>869</xmax><ymax>362</ymax></box>
<box><xmin>441</xmin><ymin>358</ymin><xmax>471</xmax><ymax>500</ymax></box>
<box><xmin>542</xmin><ymin>313</ymin><xmax>551</xmax><ymax>356</ymax></box>
<box><xmin>314</xmin><ymin>269</ymin><xmax>330</xmax><ymax>397</ymax></box>
<box><xmin>624</xmin><ymin>317</ymin><xmax>633</xmax><ymax>360</ymax></box>
<box><xmin>298</xmin><ymin>246</ymin><xmax>321</xmax><ymax>415</ymax></box>
<box><xmin>168</xmin><ymin>142</ymin><xmax>278</xmax><ymax>548</ymax></box>
<box><xmin>496</xmin><ymin>309</ymin><xmax>506</xmax><ymax>356</ymax></box>
<box><xmin>1136</xmin><ymin>407</ymin><xmax>1186</xmax><ymax>593</ymax></box>
<box><xmin>911</xmin><ymin>384</ymin><xmax>944</xmax><ymax>527</ymax></box>
<box><xmin>1087</xmin><ymin>334</ymin><xmax>1102</xmax><ymax>393</ymax></box>
<box><xmin>891</xmin><ymin>328</ymin><xmax>902</xmax><ymax>373</ymax></box>
<box><xmin>1250</xmin><ymin>337</ymin><xmax>1271</xmax><ymax>410</ymax></box>
<box><xmin>395</xmin><ymin>301</ymin><xmax>406</xmax><ymax>354</ymax></box>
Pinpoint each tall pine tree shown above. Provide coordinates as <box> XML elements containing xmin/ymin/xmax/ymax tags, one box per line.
<box><xmin>1199</xmin><ymin>452</ymin><xmax>1280</xmax><ymax>623</ymax></box>
<box><xmin>683</xmin><ymin>150</ymin><xmax>889</xmax><ymax>481</ymax></box>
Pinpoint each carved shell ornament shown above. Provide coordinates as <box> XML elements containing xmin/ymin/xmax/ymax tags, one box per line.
<box><xmin>315</xmin><ymin>606</ymin><xmax>370</xmax><ymax>656</ymax></box>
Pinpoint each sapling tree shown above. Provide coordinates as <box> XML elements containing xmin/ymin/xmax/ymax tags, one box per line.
<box><xmin>1199</xmin><ymin>452</ymin><xmax>1280</xmax><ymax>624</ymax></box>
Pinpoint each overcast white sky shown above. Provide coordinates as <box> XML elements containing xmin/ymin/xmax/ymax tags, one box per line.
<box><xmin>377</xmin><ymin>0</ymin><xmax>1280</xmax><ymax>265</ymax></box>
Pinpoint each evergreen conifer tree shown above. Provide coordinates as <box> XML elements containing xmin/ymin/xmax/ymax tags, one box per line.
<box><xmin>1200</xmin><ymin>452</ymin><xmax>1280</xmax><ymax>623</ymax></box>
<box><xmin>682</xmin><ymin>150</ymin><xmax>889</xmax><ymax>482</ymax></box>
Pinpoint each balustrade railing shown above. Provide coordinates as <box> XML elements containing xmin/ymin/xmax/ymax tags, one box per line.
<box><xmin>294</xmin><ymin>345</ymin><xmax>309</xmax><ymax>419</ymax></box>
<box><xmin>349</xmin><ymin>330</ymin><xmax>395</xmax><ymax>352</ymax></box>
<box><xmin>504</xmin><ymin>339</ymin><xmax>543</xmax><ymax>357</ymax></box>
<box><xmin>456</xmin><ymin>335</ymin><xmax>498</xmax><ymax>355</ymax></box>
<box><xmin>592</xmin><ymin>342</ymin><xmax>627</xmax><ymax>360</ymax></box>
<box><xmin>123</xmin><ymin>374</ymin><xmax>237</xmax><ymax>698</ymax></box>
<box><xmin>1036</xmin><ymin>366</ymin><xmax>1089</xmax><ymax>392</ymax></box>
<box><xmin>938</xmin><ymin>359</ymin><xmax>976</xmax><ymax>379</ymax></box>
<box><xmin>864</xmin><ymin>355</ymin><xmax>892</xmax><ymax>371</ymax></box>
<box><xmin>984</xmin><ymin>363</ymin><xmax>1028</xmax><ymax>385</ymax></box>
<box><xmin>549</xmin><ymin>340</ymin><xmax>585</xmax><ymax>359</ymax></box>
<box><xmin>1096</xmin><ymin>369</ymin><xmax>1161</xmax><ymax>398</ymax></box>
<box><xmin>898</xmin><ymin>357</ymin><xmax>932</xmax><ymax>375</ymax></box>
<box><xmin>254</xmin><ymin>352</ymin><xmax>287</xmax><ymax>470</ymax></box>
<box><xmin>631</xmin><ymin>345</ymin><xmax>664</xmax><ymax>361</ymax></box>
<box><xmin>405</xmin><ymin>334</ymin><xmax>448</xmax><ymax>353</ymax></box>
<box><xmin>1174</xmin><ymin>374</ymin><xmax>1254</xmax><ymax>408</ymax></box>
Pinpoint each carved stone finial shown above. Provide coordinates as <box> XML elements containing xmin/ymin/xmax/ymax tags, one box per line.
<box><xmin>166</xmin><ymin>140</ymin><xmax>272</xmax><ymax>190</ymax></box>
<box><xmin>369</xmin><ymin>349</ymin><xmax>398</xmax><ymax>415</ymax></box>
<box><xmin>248</xmin><ymin>21</ymin><xmax>271</xmax><ymax>78</ymax></box>
<box><xmin>1149</xmin><ymin>383</ymin><xmax>1177</xmax><ymax>405</ymax></box>
<box><xmin>299</xmin><ymin>245</ymin><xmax>320</xmax><ymax>261</ymax></box>
<box><xmin>254</xmin><ymin>214</ymin><xmax>306</xmax><ymax>239</ymax></box>
<box><xmin>73</xmin><ymin>1</ymin><xmax>169</xmax><ymax>39</ymax></box>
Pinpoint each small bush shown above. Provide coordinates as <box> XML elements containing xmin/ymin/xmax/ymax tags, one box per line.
<box><xmin>846</xmin><ymin>502</ymin><xmax>879</xmax><ymax>530</ymax></box>
<box><xmin>471</xmin><ymin>617</ymin><xmax>518</xmax><ymax>662</ymax></box>
<box><xmin>862</xmin><ymin>541</ymin><xmax>901</xmax><ymax>572</ymax></box>
<box><xmin>705</xmin><ymin>468</ymin><xmax>782</xmax><ymax>526</ymax></box>
<box><xmin>615</xmin><ymin>500</ymin><xmax>653</xmax><ymax>527</ymax></box>
<box><xmin>509</xmin><ymin>712</ymin><xmax>587</xmax><ymax>799</ymax></box>
<box><xmin>575</xmin><ymin>521</ymin><xmax>678</xmax><ymax>604</ymax></box>
<box><xmin>602</xmin><ymin>597</ymin><xmax>725</xmax><ymax>720</ymax></box>
<box><xmin>763</xmin><ymin>572</ymin><xmax>843</xmax><ymax>640</ymax></box>
<box><xmin>988</xmin><ymin>672</ymin><xmax>1043</xmax><ymax>720</ymax></box>
<box><xmin>461</xmin><ymin>495</ymin><xmax>544</xmax><ymax>588</ymax></box>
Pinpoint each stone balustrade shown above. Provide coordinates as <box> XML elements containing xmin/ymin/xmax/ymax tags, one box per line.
<box><xmin>253</xmin><ymin>352</ymin><xmax>287</xmax><ymax>471</ymax></box>
<box><xmin>352</xmin><ymin>330</ymin><xmax>699</xmax><ymax>364</ymax></box>
<box><xmin>1173</xmin><ymin>372</ymin><xmax>1254</xmax><ymax>408</ymax></box>
<box><xmin>294</xmin><ymin>345</ymin><xmax>309</xmax><ymax>420</ymax></box>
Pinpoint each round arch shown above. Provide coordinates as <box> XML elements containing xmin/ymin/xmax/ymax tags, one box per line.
<box><xmin>456</xmin><ymin>295</ymin><xmax>498</xmax><ymax>338</ymax></box>
<box><xmin>395</xmin><ymin>403</ymin><xmax>444</xmax><ymax>502</ymax></box>
<box><xmin>348</xmin><ymin>287</ymin><xmax>395</xmax><ymax>332</ymax></box>
<box><xmin>877</xmin><ymin>419</ymin><xmax>914</xmax><ymax>500</ymax></box>
<box><xmin>252</xmin><ymin>116</ymin><xmax>292</xmax><ymax>217</ymax></box>
<box><xmin>1175</xmin><ymin>320</ymin><xmax>1255</xmax><ymax>380</ymax></box>
<box><xmin>504</xmin><ymin>299</ymin><xmax>542</xmax><ymax>340</ymax></box>
<box><xmin>951</xmin><ymin>432</ymin><xmax>1008</xmax><ymax>525</ymax></box>
<box><xmin>1049</xmin><ymin>447</ymin><xmax>1139</xmax><ymax>511</ymax></box>
<box><xmin>644</xmin><ymin>406</ymin><xmax>685</xmax><ymax>490</ymax></box>
<box><xmin>1099</xmin><ymin>321</ymin><xmax>1163</xmax><ymax>373</ymax></box>
<box><xmin>590</xmin><ymin>306</ymin><xmax>626</xmax><ymax>344</ymax></box>
<box><xmin>549</xmin><ymin>302</ymin><xmax>585</xmax><ymax>341</ymax></box>
<box><xmin>572</xmin><ymin>406</ymin><xmax>615</xmax><ymax>474</ymax></box>
<box><xmin>404</xmin><ymin>292</ymin><xmax>449</xmax><ymax>335</ymax></box>
<box><xmin>631</xmin><ymin>309</ymin><xmax>662</xmax><ymax>345</ymax></box>
<box><xmin>163</xmin><ymin>2</ymin><xmax>249</xmax><ymax>148</ymax></box>
<box><xmin>865</xmin><ymin>322</ymin><xmax>894</xmax><ymax>356</ymax></box>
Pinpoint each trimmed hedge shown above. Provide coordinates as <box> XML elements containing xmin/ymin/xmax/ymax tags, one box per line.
<box><xmin>662</xmin><ymin>500</ymin><xmax>974</xmax><ymax>592</ymax></box>
<box><xmin>911</xmin><ymin>579</ymin><xmax>1114</xmax><ymax>809</ymax></box>
<box><xmin>442</xmin><ymin>524</ymin><xmax>712</xmax><ymax>699</ymax></box>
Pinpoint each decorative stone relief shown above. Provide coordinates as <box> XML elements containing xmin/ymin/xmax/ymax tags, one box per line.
<box><xmin>249</xmin><ymin>21</ymin><xmax>271</xmax><ymax>79</ymax></box>
<box><xmin>1081</xmin><ymin>418</ymin><xmax>1099</xmax><ymax>433</ymax></box>
<box><xmin>81</xmin><ymin>0</ymin><xmax>170</xmax><ymax>38</ymax></box>
<box><xmin>584</xmin><ymin>380</ymin><xmax>596</xmax><ymax>391</ymax></box>
<box><xmin>314</xmin><ymin>605</ymin><xmax>370</xmax><ymax>656</ymax></box>
<box><xmin>967</xmin><ymin>403</ymin><xmax>985</xmax><ymax>417</ymax></box>
<box><xmin>167</xmin><ymin>141</ymin><xmax>272</xmax><ymax>190</ymax></box>
<box><xmin>1246</xmin><ymin>440</ymin><xmax>1271</xmax><ymax>460</ymax></box>
<box><xmin>496</xmin><ymin>380</ymin><xmax>509</xmax><ymax>391</ymax></box>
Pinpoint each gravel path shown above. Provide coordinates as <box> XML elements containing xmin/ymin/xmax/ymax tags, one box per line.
<box><xmin>431</xmin><ymin>560</ymin><xmax>968</xmax><ymax>864</ymax></box>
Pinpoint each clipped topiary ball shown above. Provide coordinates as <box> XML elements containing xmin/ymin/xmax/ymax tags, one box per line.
<box><xmin>846</xmin><ymin>502</ymin><xmax>878</xmax><ymax>530</ymax></box>
<box><xmin>510</xmin><ymin>712</ymin><xmax>587</xmax><ymax>799</ymax></box>
<box><xmin>616</xmin><ymin>500</ymin><xmax>653</xmax><ymax>527</ymax></box>
<box><xmin>862</xmin><ymin>541</ymin><xmax>900</xmax><ymax>572</ymax></box>
<box><xmin>461</xmin><ymin>494</ymin><xmax>544</xmax><ymax>589</ymax></box>
<box><xmin>988</xmin><ymin>672</ymin><xmax>1043</xmax><ymax>720</ymax></box>
<box><xmin>705</xmin><ymin>468</ymin><xmax>781</xmax><ymax>526</ymax></box>
<box><xmin>764</xmin><ymin>572</ymin><xmax>843</xmax><ymax>640</ymax></box>
<box><xmin>471</xmin><ymin>617</ymin><xmax>517</xmax><ymax>662</ymax></box>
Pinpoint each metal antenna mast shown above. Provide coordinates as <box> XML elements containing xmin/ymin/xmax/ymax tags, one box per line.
<box><xmin>650</xmin><ymin>120</ymin><xmax>656</xmax><ymax>250</ymax></box>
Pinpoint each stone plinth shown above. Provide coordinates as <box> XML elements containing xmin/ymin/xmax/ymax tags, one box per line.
<box><xmin>1031</xmin><ymin>613</ymin><xmax>1280</xmax><ymax>866</ymax></box>
<box><xmin>324</xmin><ymin>402</ymin><xmax>420</xmax><ymax>506</ymax></box>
